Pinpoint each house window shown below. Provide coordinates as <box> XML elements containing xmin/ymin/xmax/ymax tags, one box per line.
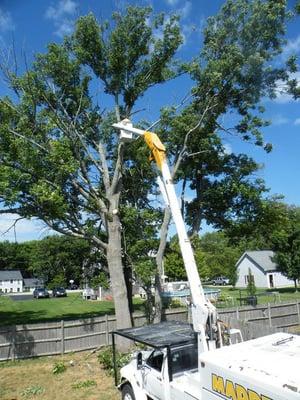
<box><xmin>244</xmin><ymin>275</ymin><xmax>249</xmax><ymax>284</ymax></box>
<box><xmin>17</xmin><ymin>288</ymin><xmax>20</xmax><ymax>292</ymax></box>
<box><xmin>10</xmin><ymin>279</ymin><xmax>13</xmax><ymax>284</ymax></box>
<box><xmin>10</xmin><ymin>288</ymin><xmax>13</xmax><ymax>292</ymax></box>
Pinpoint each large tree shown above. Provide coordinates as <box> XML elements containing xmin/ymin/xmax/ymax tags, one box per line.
<box><xmin>153</xmin><ymin>0</ymin><xmax>295</xmax><ymax>316</ymax></box>
<box><xmin>0</xmin><ymin>7</ymin><xmax>182</xmax><ymax>337</ymax></box>
<box><xmin>0</xmin><ymin>1</ymin><xmax>296</xmax><ymax>330</ymax></box>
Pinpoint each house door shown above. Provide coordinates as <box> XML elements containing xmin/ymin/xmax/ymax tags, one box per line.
<box><xmin>269</xmin><ymin>274</ymin><xmax>274</xmax><ymax>288</ymax></box>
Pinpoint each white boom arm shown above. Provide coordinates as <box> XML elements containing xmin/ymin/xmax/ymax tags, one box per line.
<box><xmin>113</xmin><ymin>120</ymin><xmax>218</xmax><ymax>353</ymax></box>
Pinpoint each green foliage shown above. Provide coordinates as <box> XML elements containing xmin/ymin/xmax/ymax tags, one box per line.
<box><xmin>21</xmin><ymin>385</ymin><xmax>45</xmax><ymax>397</ymax></box>
<box><xmin>168</xmin><ymin>298</ymin><xmax>183</xmax><ymax>309</ymax></box>
<box><xmin>0</xmin><ymin>235</ymin><xmax>104</xmax><ymax>288</ymax></box>
<box><xmin>272</xmin><ymin>206</ymin><xmax>300</xmax><ymax>288</ymax></box>
<box><xmin>246</xmin><ymin>269</ymin><xmax>257</xmax><ymax>296</ymax></box>
<box><xmin>90</xmin><ymin>272</ymin><xmax>109</xmax><ymax>290</ymax></box>
<box><xmin>98</xmin><ymin>346</ymin><xmax>130</xmax><ymax>378</ymax></box>
<box><xmin>164</xmin><ymin>232</ymin><xmax>240</xmax><ymax>284</ymax></box>
<box><xmin>0</xmin><ymin>2</ymin><xmax>297</xmax><ymax>326</ymax></box>
<box><xmin>73</xmin><ymin>8</ymin><xmax>182</xmax><ymax>112</ymax></box>
<box><xmin>48</xmin><ymin>274</ymin><xmax>66</xmax><ymax>290</ymax></box>
<box><xmin>71</xmin><ymin>380</ymin><xmax>97</xmax><ymax>389</ymax></box>
<box><xmin>52</xmin><ymin>361</ymin><xmax>66</xmax><ymax>375</ymax></box>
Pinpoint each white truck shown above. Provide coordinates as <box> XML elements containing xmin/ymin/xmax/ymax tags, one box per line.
<box><xmin>112</xmin><ymin>120</ymin><xmax>300</xmax><ymax>400</ymax></box>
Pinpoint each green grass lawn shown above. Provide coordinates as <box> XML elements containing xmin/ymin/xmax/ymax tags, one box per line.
<box><xmin>0</xmin><ymin>293</ymin><xmax>144</xmax><ymax>327</ymax></box>
<box><xmin>211</xmin><ymin>286</ymin><xmax>300</xmax><ymax>308</ymax></box>
<box><xmin>1</xmin><ymin>287</ymin><xmax>299</xmax><ymax>327</ymax></box>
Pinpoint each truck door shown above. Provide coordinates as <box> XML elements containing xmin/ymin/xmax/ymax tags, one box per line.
<box><xmin>143</xmin><ymin>349</ymin><xmax>165</xmax><ymax>400</ymax></box>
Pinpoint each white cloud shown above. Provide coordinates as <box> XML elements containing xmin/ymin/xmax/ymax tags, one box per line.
<box><xmin>165</xmin><ymin>0</ymin><xmax>180</xmax><ymax>5</ymax></box>
<box><xmin>271</xmin><ymin>115</ymin><xmax>290</xmax><ymax>126</ymax></box>
<box><xmin>0</xmin><ymin>213</ymin><xmax>53</xmax><ymax>242</ymax></box>
<box><xmin>45</xmin><ymin>0</ymin><xmax>77</xmax><ymax>38</ymax></box>
<box><xmin>181</xmin><ymin>23</ymin><xmax>195</xmax><ymax>45</ymax></box>
<box><xmin>222</xmin><ymin>143</ymin><xmax>232</xmax><ymax>155</ymax></box>
<box><xmin>179</xmin><ymin>1</ymin><xmax>192</xmax><ymax>20</ymax></box>
<box><xmin>55</xmin><ymin>20</ymin><xmax>74</xmax><ymax>37</ymax></box>
<box><xmin>273</xmin><ymin>72</ymin><xmax>300</xmax><ymax>104</ymax></box>
<box><xmin>46</xmin><ymin>0</ymin><xmax>77</xmax><ymax>19</ymax></box>
<box><xmin>282</xmin><ymin>35</ymin><xmax>300</xmax><ymax>59</ymax></box>
<box><xmin>294</xmin><ymin>118</ymin><xmax>300</xmax><ymax>126</ymax></box>
<box><xmin>0</xmin><ymin>8</ymin><xmax>14</xmax><ymax>32</ymax></box>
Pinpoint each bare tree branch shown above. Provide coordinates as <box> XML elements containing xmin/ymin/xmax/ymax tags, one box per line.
<box><xmin>0</xmin><ymin>216</ymin><xmax>25</xmax><ymax>236</ymax></box>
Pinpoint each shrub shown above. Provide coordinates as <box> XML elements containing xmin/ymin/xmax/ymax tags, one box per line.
<box><xmin>52</xmin><ymin>361</ymin><xmax>66</xmax><ymax>375</ymax></box>
<box><xmin>98</xmin><ymin>346</ymin><xmax>131</xmax><ymax>377</ymax></box>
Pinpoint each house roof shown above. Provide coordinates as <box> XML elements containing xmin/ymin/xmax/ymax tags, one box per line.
<box><xmin>23</xmin><ymin>278</ymin><xmax>44</xmax><ymax>287</ymax></box>
<box><xmin>236</xmin><ymin>250</ymin><xmax>277</xmax><ymax>272</ymax></box>
<box><xmin>0</xmin><ymin>270</ymin><xmax>23</xmax><ymax>280</ymax></box>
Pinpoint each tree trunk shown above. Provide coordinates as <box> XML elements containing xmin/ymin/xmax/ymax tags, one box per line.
<box><xmin>294</xmin><ymin>279</ymin><xmax>298</xmax><ymax>292</ymax></box>
<box><xmin>154</xmin><ymin>207</ymin><xmax>172</xmax><ymax>323</ymax></box>
<box><xmin>107</xmin><ymin>215</ymin><xmax>132</xmax><ymax>351</ymax></box>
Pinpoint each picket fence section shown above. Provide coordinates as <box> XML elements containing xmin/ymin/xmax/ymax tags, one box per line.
<box><xmin>0</xmin><ymin>301</ymin><xmax>299</xmax><ymax>361</ymax></box>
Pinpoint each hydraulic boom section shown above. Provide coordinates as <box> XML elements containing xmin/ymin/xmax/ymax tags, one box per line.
<box><xmin>113</xmin><ymin>120</ymin><xmax>218</xmax><ymax>352</ymax></box>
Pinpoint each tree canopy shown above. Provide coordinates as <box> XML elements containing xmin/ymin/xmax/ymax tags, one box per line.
<box><xmin>272</xmin><ymin>205</ymin><xmax>300</xmax><ymax>289</ymax></box>
<box><xmin>0</xmin><ymin>1</ymin><xmax>297</xmax><ymax>334</ymax></box>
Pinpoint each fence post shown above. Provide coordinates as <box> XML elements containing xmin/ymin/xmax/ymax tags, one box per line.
<box><xmin>11</xmin><ymin>327</ymin><xmax>16</xmax><ymax>361</ymax></box>
<box><xmin>268</xmin><ymin>303</ymin><xmax>272</xmax><ymax>327</ymax></box>
<box><xmin>105</xmin><ymin>314</ymin><xmax>109</xmax><ymax>345</ymax></box>
<box><xmin>296</xmin><ymin>301</ymin><xmax>300</xmax><ymax>325</ymax></box>
<box><xmin>61</xmin><ymin>320</ymin><xmax>65</xmax><ymax>355</ymax></box>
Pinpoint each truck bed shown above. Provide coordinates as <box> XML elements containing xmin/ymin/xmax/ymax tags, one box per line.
<box><xmin>200</xmin><ymin>332</ymin><xmax>300</xmax><ymax>399</ymax></box>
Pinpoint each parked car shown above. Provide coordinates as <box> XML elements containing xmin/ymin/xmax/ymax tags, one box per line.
<box><xmin>52</xmin><ymin>287</ymin><xmax>67</xmax><ymax>297</ymax></box>
<box><xmin>33</xmin><ymin>288</ymin><xmax>50</xmax><ymax>299</ymax></box>
<box><xmin>211</xmin><ymin>276</ymin><xmax>230</xmax><ymax>286</ymax></box>
<box><xmin>68</xmin><ymin>284</ymin><xmax>78</xmax><ymax>290</ymax></box>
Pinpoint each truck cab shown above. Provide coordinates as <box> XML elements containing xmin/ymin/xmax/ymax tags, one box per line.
<box><xmin>114</xmin><ymin>322</ymin><xmax>300</xmax><ymax>400</ymax></box>
<box><xmin>113</xmin><ymin>321</ymin><xmax>199</xmax><ymax>400</ymax></box>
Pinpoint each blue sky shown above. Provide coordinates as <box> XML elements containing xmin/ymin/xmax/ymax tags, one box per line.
<box><xmin>0</xmin><ymin>0</ymin><xmax>299</xmax><ymax>242</ymax></box>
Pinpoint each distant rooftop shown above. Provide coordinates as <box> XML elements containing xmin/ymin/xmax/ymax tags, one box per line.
<box><xmin>23</xmin><ymin>278</ymin><xmax>44</xmax><ymax>287</ymax></box>
<box><xmin>0</xmin><ymin>270</ymin><xmax>23</xmax><ymax>280</ymax></box>
<box><xmin>237</xmin><ymin>250</ymin><xmax>277</xmax><ymax>272</ymax></box>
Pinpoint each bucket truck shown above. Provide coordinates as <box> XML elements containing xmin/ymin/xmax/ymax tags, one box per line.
<box><xmin>112</xmin><ymin>120</ymin><xmax>300</xmax><ymax>400</ymax></box>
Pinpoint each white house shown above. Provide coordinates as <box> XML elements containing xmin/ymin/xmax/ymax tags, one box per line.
<box><xmin>235</xmin><ymin>250</ymin><xmax>294</xmax><ymax>289</ymax></box>
<box><xmin>0</xmin><ymin>270</ymin><xmax>23</xmax><ymax>293</ymax></box>
<box><xmin>23</xmin><ymin>278</ymin><xmax>44</xmax><ymax>292</ymax></box>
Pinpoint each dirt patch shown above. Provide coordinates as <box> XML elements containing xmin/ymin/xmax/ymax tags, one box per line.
<box><xmin>0</xmin><ymin>351</ymin><xmax>119</xmax><ymax>400</ymax></box>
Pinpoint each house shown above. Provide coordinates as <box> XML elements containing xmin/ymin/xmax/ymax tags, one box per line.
<box><xmin>23</xmin><ymin>278</ymin><xmax>44</xmax><ymax>292</ymax></box>
<box><xmin>0</xmin><ymin>270</ymin><xmax>23</xmax><ymax>293</ymax></box>
<box><xmin>235</xmin><ymin>250</ymin><xmax>294</xmax><ymax>289</ymax></box>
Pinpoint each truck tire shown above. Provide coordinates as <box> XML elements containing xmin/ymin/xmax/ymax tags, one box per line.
<box><xmin>121</xmin><ymin>384</ymin><xmax>135</xmax><ymax>400</ymax></box>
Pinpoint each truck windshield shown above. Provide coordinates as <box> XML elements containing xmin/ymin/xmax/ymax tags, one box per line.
<box><xmin>171</xmin><ymin>343</ymin><xmax>198</xmax><ymax>375</ymax></box>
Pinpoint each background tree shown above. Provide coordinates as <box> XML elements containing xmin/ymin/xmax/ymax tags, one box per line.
<box><xmin>272</xmin><ymin>206</ymin><xmax>300</xmax><ymax>290</ymax></box>
<box><xmin>246</xmin><ymin>268</ymin><xmax>257</xmax><ymax>297</ymax></box>
<box><xmin>0</xmin><ymin>1</ymin><xmax>296</xmax><ymax>331</ymax></box>
<box><xmin>27</xmin><ymin>235</ymin><xmax>103</xmax><ymax>288</ymax></box>
<box><xmin>0</xmin><ymin>7</ymin><xmax>182</xmax><ymax>336</ymax></box>
<box><xmin>154</xmin><ymin>0</ymin><xmax>294</xmax><ymax>315</ymax></box>
<box><xmin>224</xmin><ymin>197</ymin><xmax>291</xmax><ymax>249</ymax></box>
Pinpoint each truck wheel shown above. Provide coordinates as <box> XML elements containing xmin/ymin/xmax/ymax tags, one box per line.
<box><xmin>122</xmin><ymin>384</ymin><xmax>135</xmax><ymax>400</ymax></box>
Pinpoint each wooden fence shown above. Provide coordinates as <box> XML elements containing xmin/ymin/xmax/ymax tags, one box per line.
<box><xmin>0</xmin><ymin>301</ymin><xmax>299</xmax><ymax>361</ymax></box>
